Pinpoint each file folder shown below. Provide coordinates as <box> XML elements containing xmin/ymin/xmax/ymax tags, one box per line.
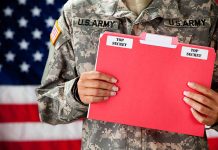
<box><xmin>87</xmin><ymin>32</ymin><xmax>216</xmax><ymax>137</ymax></box>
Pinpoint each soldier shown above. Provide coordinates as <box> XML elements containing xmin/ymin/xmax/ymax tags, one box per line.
<box><xmin>36</xmin><ymin>0</ymin><xmax>218</xmax><ymax>149</ymax></box>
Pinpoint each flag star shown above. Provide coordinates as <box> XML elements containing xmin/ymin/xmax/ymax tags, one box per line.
<box><xmin>46</xmin><ymin>41</ymin><xmax>50</xmax><ymax>49</ymax></box>
<box><xmin>19</xmin><ymin>39</ymin><xmax>29</xmax><ymax>50</ymax></box>
<box><xmin>58</xmin><ymin>8</ymin><xmax>62</xmax><ymax>15</ymax></box>
<box><xmin>5</xmin><ymin>51</ymin><xmax>16</xmax><ymax>62</ymax></box>
<box><xmin>20</xmin><ymin>62</ymin><xmax>30</xmax><ymax>73</ymax></box>
<box><xmin>18</xmin><ymin>0</ymin><xmax>27</xmax><ymax>5</ymax></box>
<box><xmin>18</xmin><ymin>17</ymin><xmax>28</xmax><ymax>28</ymax></box>
<box><xmin>33</xmin><ymin>51</ymin><xmax>43</xmax><ymax>62</ymax></box>
<box><xmin>4</xmin><ymin>29</ymin><xmax>15</xmax><ymax>39</ymax></box>
<box><xmin>46</xmin><ymin>0</ymin><xmax>54</xmax><ymax>5</ymax></box>
<box><xmin>32</xmin><ymin>28</ymin><xmax>42</xmax><ymax>39</ymax></box>
<box><xmin>31</xmin><ymin>6</ymin><xmax>41</xmax><ymax>17</ymax></box>
<box><xmin>45</xmin><ymin>17</ymin><xmax>55</xmax><ymax>28</ymax></box>
<box><xmin>3</xmin><ymin>7</ymin><xmax>13</xmax><ymax>17</ymax></box>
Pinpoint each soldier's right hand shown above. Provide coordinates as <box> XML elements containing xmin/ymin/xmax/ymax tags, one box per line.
<box><xmin>77</xmin><ymin>71</ymin><xmax>119</xmax><ymax>104</ymax></box>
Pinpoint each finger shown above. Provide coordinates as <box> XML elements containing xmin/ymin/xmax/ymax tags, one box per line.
<box><xmin>187</xmin><ymin>82</ymin><xmax>217</xmax><ymax>99</ymax></box>
<box><xmin>183</xmin><ymin>97</ymin><xmax>215</xmax><ymax>117</ymax></box>
<box><xmin>190</xmin><ymin>108</ymin><xmax>214</xmax><ymax>126</ymax></box>
<box><xmin>183</xmin><ymin>91</ymin><xmax>215</xmax><ymax>109</ymax></box>
<box><xmin>79</xmin><ymin>80</ymin><xmax>119</xmax><ymax>91</ymax></box>
<box><xmin>80</xmin><ymin>88</ymin><xmax>117</xmax><ymax>97</ymax></box>
<box><xmin>81</xmin><ymin>71</ymin><xmax>117</xmax><ymax>83</ymax></box>
<box><xmin>83</xmin><ymin>96</ymin><xmax>109</xmax><ymax>104</ymax></box>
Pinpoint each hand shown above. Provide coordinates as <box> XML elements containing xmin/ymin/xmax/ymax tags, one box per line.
<box><xmin>77</xmin><ymin>71</ymin><xmax>119</xmax><ymax>104</ymax></box>
<box><xmin>183</xmin><ymin>82</ymin><xmax>218</xmax><ymax>126</ymax></box>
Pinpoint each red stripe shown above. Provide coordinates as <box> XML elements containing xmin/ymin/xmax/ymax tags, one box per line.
<box><xmin>0</xmin><ymin>140</ymin><xmax>81</xmax><ymax>150</ymax></box>
<box><xmin>208</xmin><ymin>138</ymin><xmax>218</xmax><ymax>150</ymax></box>
<box><xmin>0</xmin><ymin>104</ymin><xmax>39</xmax><ymax>122</ymax></box>
<box><xmin>0</xmin><ymin>139</ymin><xmax>217</xmax><ymax>150</ymax></box>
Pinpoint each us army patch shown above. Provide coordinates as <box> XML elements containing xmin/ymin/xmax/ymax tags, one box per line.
<box><xmin>164</xmin><ymin>18</ymin><xmax>211</xmax><ymax>28</ymax></box>
<box><xmin>74</xmin><ymin>17</ymin><xmax>119</xmax><ymax>29</ymax></box>
<box><xmin>50</xmin><ymin>21</ymin><xmax>61</xmax><ymax>45</ymax></box>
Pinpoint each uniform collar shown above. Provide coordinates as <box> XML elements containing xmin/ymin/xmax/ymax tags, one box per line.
<box><xmin>112</xmin><ymin>0</ymin><xmax>183</xmax><ymax>22</ymax></box>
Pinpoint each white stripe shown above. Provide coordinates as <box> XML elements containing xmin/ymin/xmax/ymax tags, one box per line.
<box><xmin>0</xmin><ymin>121</ymin><xmax>215</xmax><ymax>141</ymax></box>
<box><xmin>206</xmin><ymin>129</ymin><xmax>218</xmax><ymax>138</ymax></box>
<box><xmin>0</xmin><ymin>86</ymin><xmax>38</xmax><ymax>104</ymax></box>
<box><xmin>0</xmin><ymin>121</ymin><xmax>82</xmax><ymax>141</ymax></box>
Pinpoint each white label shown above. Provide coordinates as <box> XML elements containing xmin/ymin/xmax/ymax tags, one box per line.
<box><xmin>181</xmin><ymin>46</ymin><xmax>208</xmax><ymax>60</ymax></box>
<box><xmin>106</xmin><ymin>36</ymin><xmax>133</xmax><ymax>49</ymax></box>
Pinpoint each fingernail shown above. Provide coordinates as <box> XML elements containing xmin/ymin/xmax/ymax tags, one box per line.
<box><xmin>112</xmin><ymin>86</ymin><xmax>119</xmax><ymax>91</ymax></box>
<box><xmin>188</xmin><ymin>82</ymin><xmax>194</xmax><ymax>87</ymax></box>
<box><xmin>104</xmin><ymin>97</ymin><xmax>109</xmax><ymax>100</ymax></box>
<box><xmin>190</xmin><ymin>107</ymin><xmax>194</xmax><ymax>112</ymax></box>
<box><xmin>183</xmin><ymin>91</ymin><xmax>189</xmax><ymax>96</ymax></box>
<box><xmin>111</xmin><ymin>78</ymin><xmax>118</xmax><ymax>83</ymax></box>
<box><xmin>183</xmin><ymin>97</ymin><xmax>188</xmax><ymax>102</ymax></box>
<box><xmin>110</xmin><ymin>92</ymin><xmax>116</xmax><ymax>96</ymax></box>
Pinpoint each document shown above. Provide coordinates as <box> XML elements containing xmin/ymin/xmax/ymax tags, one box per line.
<box><xmin>87</xmin><ymin>32</ymin><xmax>216</xmax><ymax>137</ymax></box>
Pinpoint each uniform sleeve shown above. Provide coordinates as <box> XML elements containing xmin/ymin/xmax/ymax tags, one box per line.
<box><xmin>211</xmin><ymin>0</ymin><xmax>218</xmax><ymax>92</ymax></box>
<box><xmin>211</xmin><ymin>23</ymin><xmax>218</xmax><ymax>92</ymax></box>
<box><xmin>35</xmin><ymin>9</ymin><xmax>88</xmax><ymax>125</ymax></box>
<box><xmin>210</xmin><ymin>1</ymin><xmax>218</xmax><ymax>131</ymax></box>
<box><xmin>211</xmin><ymin>23</ymin><xmax>218</xmax><ymax>131</ymax></box>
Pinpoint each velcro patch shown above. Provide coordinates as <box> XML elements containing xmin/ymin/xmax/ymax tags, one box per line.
<box><xmin>50</xmin><ymin>21</ymin><xmax>61</xmax><ymax>45</ymax></box>
<box><xmin>164</xmin><ymin>18</ymin><xmax>211</xmax><ymax>28</ymax></box>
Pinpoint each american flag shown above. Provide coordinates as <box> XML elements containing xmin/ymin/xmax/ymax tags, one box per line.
<box><xmin>0</xmin><ymin>0</ymin><xmax>218</xmax><ymax>150</ymax></box>
<box><xmin>0</xmin><ymin>0</ymin><xmax>82</xmax><ymax>149</ymax></box>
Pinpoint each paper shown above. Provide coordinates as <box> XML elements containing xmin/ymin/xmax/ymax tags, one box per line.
<box><xmin>88</xmin><ymin>32</ymin><xmax>216</xmax><ymax>137</ymax></box>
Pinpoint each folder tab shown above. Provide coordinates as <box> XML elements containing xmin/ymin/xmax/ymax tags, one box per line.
<box><xmin>140</xmin><ymin>32</ymin><xmax>178</xmax><ymax>48</ymax></box>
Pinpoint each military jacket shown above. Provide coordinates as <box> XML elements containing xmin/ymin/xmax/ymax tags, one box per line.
<box><xmin>36</xmin><ymin>0</ymin><xmax>218</xmax><ymax>149</ymax></box>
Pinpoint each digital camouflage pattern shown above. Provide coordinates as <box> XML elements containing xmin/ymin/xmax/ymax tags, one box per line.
<box><xmin>36</xmin><ymin>0</ymin><xmax>218</xmax><ymax>149</ymax></box>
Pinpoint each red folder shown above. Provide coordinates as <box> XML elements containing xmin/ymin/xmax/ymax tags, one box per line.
<box><xmin>87</xmin><ymin>32</ymin><xmax>216</xmax><ymax>137</ymax></box>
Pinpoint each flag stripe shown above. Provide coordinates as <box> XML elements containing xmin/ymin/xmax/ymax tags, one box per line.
<box><xmin>0</xmin><ymin>122</ymin><xmax>82</xmax><ymax>141</ymax></box>
<box><xmin>0</xmin><ymin>104</ymin><xmax>39</xmax><ymax>122</ymax></box>
<box><xmin>0</xmin><ymin>140</ymin><xmax>81</xmax><ymax>150</ymax></box>
<box><xmin>208</xmin><ymin>138</ymin><xmax>218</xmax><ymax>150</ymax></box>
<box><xmin>0</xmin><ymin>86</ymin><xmax>37</xmax><ymax>104</ymax></box>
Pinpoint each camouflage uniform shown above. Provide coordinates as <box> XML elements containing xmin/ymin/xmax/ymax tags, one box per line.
<box><xmin>36</xmin><ymin>0</ymin><xmax>218</xmax><ymax>149</ymax></box>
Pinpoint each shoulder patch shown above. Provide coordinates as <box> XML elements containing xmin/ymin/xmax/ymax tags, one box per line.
<box><xmin>50</xmin><ymin>21</ymin><xmax>61</xmax><ymax>45</ymax></box>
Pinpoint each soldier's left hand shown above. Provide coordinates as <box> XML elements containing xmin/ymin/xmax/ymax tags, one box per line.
<box><xmin>183</xmin><ymin>82</ymin><xmax>218</xmax><ymax>126</ymax></box>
